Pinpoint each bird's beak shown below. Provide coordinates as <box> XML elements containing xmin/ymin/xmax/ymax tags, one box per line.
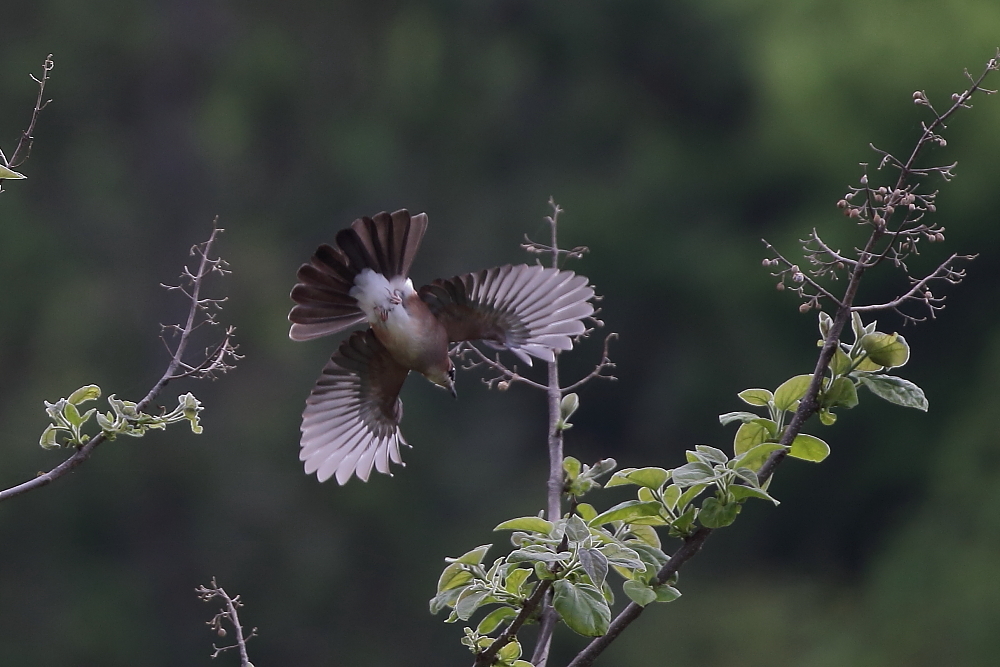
<box><xmin>449</xmin><ymin>384</ymin><xmax>458</xmax><ymax>399</ymax></box>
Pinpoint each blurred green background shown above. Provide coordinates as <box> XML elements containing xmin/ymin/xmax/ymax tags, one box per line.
<box><xmin>1</xmin><ymin>1</ymin><xmax>1000</xmax><ymax>665</ymax></box>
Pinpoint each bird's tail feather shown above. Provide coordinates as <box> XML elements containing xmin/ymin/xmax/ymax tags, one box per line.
<box><xmin>289</xmin><ymin>210</ymin><xmax>428</xmax><ymax>341</ymax></box>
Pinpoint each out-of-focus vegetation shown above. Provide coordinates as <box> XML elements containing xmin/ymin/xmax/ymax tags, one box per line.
<box><xmin>1</xmin><ymin>1</ymin><xmax>999</xmax><ymax>665</ymax></box>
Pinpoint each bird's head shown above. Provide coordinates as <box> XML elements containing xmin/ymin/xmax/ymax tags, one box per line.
<box><xmin>426</xmin><ymin>362</ymin><xmax>458</xmax><ymax>398</ymax></box>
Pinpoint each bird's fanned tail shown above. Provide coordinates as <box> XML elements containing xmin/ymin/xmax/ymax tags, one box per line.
<box><xmin>288</xmin><ymin>210</ymin><xmax>428</xmax><ymax>341</ymax></box>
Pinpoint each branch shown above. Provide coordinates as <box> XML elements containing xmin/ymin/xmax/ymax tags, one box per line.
<box><xmin>453</xmin><ymin>342</ymin><xmax>548</xmax><ymax>391</ymax></box>
<box><xmin>564</xmin><ymin>51</ymin><xmax>1000</xmax><ymax>667</ymax></box>
<box><xmin>196</xmin><ymin>578</ymin><xmax>258</xmax><ymax>666</ymax></box>
<box><xmin>2</xmin><ymin>54</ymin><xmax>54</xmax><ymax>172</ymax></box>
<box><xmin>562</xmin><ymin>333</ymin><xmax>618</xmax><ymax>392</ymax></box>
<box><xmin>0</xmin><ymin>223</ymin><xmax>237</xmax><ymax>503</ymax></box>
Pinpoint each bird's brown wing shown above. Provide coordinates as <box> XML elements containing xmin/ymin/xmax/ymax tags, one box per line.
<box><xmin>288</xmin><ymin>210</ymin><xmax>428</xmax><ymax>341</ymax></box>
<box><xmin>418</xmin><ymin>264</ymin><xmax>595</xmax><ymax>365</ymax></box>
<box><xmin>300</xmin><ymin>330</ymin><xmax>410</xmax><ymax>484</ymax></box>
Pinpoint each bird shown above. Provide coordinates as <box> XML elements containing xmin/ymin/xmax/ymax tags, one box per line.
<box><xmin>288</xmin><ymin>209</ymin><xmax>595</xmax><ymax>484</ymax></box>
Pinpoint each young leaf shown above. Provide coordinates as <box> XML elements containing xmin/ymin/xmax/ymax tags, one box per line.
<box><xmin>628</xmin><ymin>524</ymin><xmax>661</xmax><ymax>549</ymax></box>
<box><xmin>860</xmin><ymin>332</ymin><xmax>910</xmax><ymax>368</ymax></box>
<box><xmin>565</xmin><ymin>514</ymin><xmax>591</xmax><ymax>543</ymax></box>
<box><xmin>0</xmin><ymin>165</ymin><xmax>26</xmax><ymax>179</ymax></box>
<box><xmin>818</xmin><ymin>311</ymin><xmax>833</xmax><ymax>339</ymax></box>
<box><xmin>579</xmin><ymin>547</ymin><xmax>609</xmax><ymax>589</ymax></box>
<box><xmin>738</xmin><ymin>388</ymin><xmax>773</xmax><ymax>406</ymax></box>
<box><xmin>504</xmin><ymin>567</ymin><xmax>532</xmax><ymax>596</ymax></box>
<box><xmin>729</xmin><ymin>485</ymin><xmax>779</xmax><ymax>505</ymax></box>
<box><xmin>437</xmin><ymin>564</ymin><xmax>474</xmax><ymax>594</ymax></box>
<box><xmin>588</xmin><ymin>500</ymin><xmax>663</xmax><ymax>527</ymax></box>
<box><xmin>676</xmin><ymin>484</ymin><xmax>708</xmax><ymax>511</ymax></box>
<box><xmin>576</xmin><ymin>503</ymin><xmax>598</xmax><ymax>522</ymax></box>
<box><xmin>552</xmin><ymin>580</ymin><xmax>611</xmax><ymax>636</ymax></box>
<box><xmin>831</xmin><ymin>347</ymin><xmax>853</xmax><ymax>376</ymax></box>
<box><xmin>671</xmin><ymin>461</ymin><xmax>717</xmax><ymax>486</ymax></box>
<box><xmin>774</xmin><ymin>375</ymin><xmax>812</xmax><ymax>412</ymax></box>
<box><xmin>822</xmin><ymin>376</ymin><xmax>859</xmax><ymax>409</ymax></box>
<box><xmin>623</xmin><ymin>467</ymin><xmax>670</xmax><ymax>489</ymax></box>
<box><xmin>477</xmin><ymin>606</ymin><xmax>518</xmax><ymax>635</ymax></box>
<box><xmin>455</xmin><ymin>589</ymin><xmax>491</xmax><ymax>621</ymax></box>
<box><xmin>699</xmin><ymin>497</ymin><xmax>741</xmax><ymax>528</ymax></box>
<box><xmin>39</xmin><ymin>425</ymin><xmax>60</xmax><ymax>450</ymax></box>
<box><xmin>731</xmin><ymin>442</ymin><xmax>786</xmax><ymax>471</ymax></box>
<box><xmin>563</xmin><ymin>456</ymin><xmax>582</xmax><ymax>480</ymax></box>
<box><xmin>694</xmin><ymin>445</ymin><xmax>728</xmax><ymax>464</ymax></box>
<box><xmin>451</xmin><ymin>544</ymin><xmax>493</xmax><ymax>566</ymax></box>
<box><xmin>67</xmin><ymin>385</ymin><xmax>101</xmax><ymax>405</ymax></box>
<box><xmin>495</xmin><ymin>518</ymin><xmax>553</xmax><ymax>534</ymax></box>
<box><xmin>622</xmin><ymin>580</ymin><xmax>657</xmax><ymax>607</ymax></box>
<box><xmin>654</xmin><ymin>584</ymin><xmax>682</xmax><ymax>603</ymax></box>
<box><xmin>719</xmin><ymin>411</ymin><xmax>761</xmax><ymax>426</ymax></box>
<box><xmin>859</xmin><ymin>375</ymin><xmax>928</xmax><ymax>411</ymax></box>
<box><xmin>497</xmin><ymin>637</ymin><xmax>522</xmax><ymax>662</ymax></box>
<box><xmin>733</xmin><ymin>419</ymin><xmax>777</xmax><ymax>456</ymax></box>
<box><xmin>788</xmin><ymin>434</ymin><xmax>831</xmax><ymax>462</ymax></box>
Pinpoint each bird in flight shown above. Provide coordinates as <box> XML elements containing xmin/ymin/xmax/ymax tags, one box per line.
<box><xmin>288</xmin><ymin>210</ymin><xmax>595</xmax><ymax>484</ymax></box>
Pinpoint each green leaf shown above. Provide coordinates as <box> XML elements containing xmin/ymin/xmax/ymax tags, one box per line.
<box><xmin>0</xmin><ymin>164</ymin><xmax>26</xmax><ymax>179</ymax></box>
<box><xmin>733</xmin><ymin>419</ymin><xmax>777</xmax><ymax>456</ymax></box>
<box><xmin>661</xmin><ymin>484</ymin><xmax>681</xmax><ymax>510</ymax></box>
<box><xmin>429</xmin><ymin>585</ymin><xmax>467</xmax><ymax>614</ymax></box>
<box><xmin>588</xmin><ymin>500</ymin><xmax>663</xmax><ymax>527</ymax></box>
<box><xmin>831</xmin><ymin>347</ymin><xmax>853</xmax><ymax>376</ymax></box>
<box><xmin>818</xmin><ymin>311</ymin><xmax>833</xmax><ymax>339</ymax></box>
<box><xmin>604</xmin><ymin>468</ymin><xmax>637</xmax><ymax>488</ymax></box>
<box><xmin>694</xmin><ymin>445</ymin><xmax>728</xmax><ymax>464</ymax></box>
<box><xmin>552</xmin><ymin>580</ymin><xmax>611</xmax><ymax>636</ymax></box>
<box><xmin>774</xmin><ymin>375</ymin><xmax>813</xmax><ymax>411</ymax></box>
<box><xmin>63</xmin><ymin>402</ymin><xmax>83</xmax><ymax>428</ymax></box>
<box><xmin>628</xmin><ymin>524</ymin><xmax>661</xmax><ymax>549</ymax></box>
<box><xmin>822</xmin><ymin>376</ymin><xmax>859</xmax><ymax>409</ymax></box>
<box><xmin>67</xmin><ymin>385</ymin><xmax>101</xmax><ymax>405</ymax></box>
<box><xmin>511</xmin><ymin>661</ymin><xmax>535</xmax><ymax>667</ymax></box>
<box><xmin>563</xmin><ymin>456</ymin><xmax>582</xmax><ymax>480</ymax></box>
<box><xmin>818</xmin><ymin>409</ymin><xmax>837</xmax><ymax>426</ymax></box>
<box><xmin>719</xmin><ymin>411</ymin><xmax>761</xmax><ymax>426</ymax></box>
<box><xmin>859</xmin><ymin>375</ymin><xmax>928</xmax><ymax>411</ymax></box>
<box><xmin>455</xmin><ymin>588</ymin><xmax>490</xmax><ymax>621</ymax></box>
<box><xmin>699</xmin><ymin>497</ymin><xmax>741</xmax><ymax>528</ymax></box>
<box><xmin>851</xmin><ymin>311</ymin><xmax>865</xmax><ymax>341</ymax></box>
<box><xmin>39</xmin><ymin>425</ymin><xmax>60</xmax><ymax>449</ymax></box>
<box><xmin>452</xmin><ymin>544</ymin><xmax>492</xmax><ymax>566</ymax></box>
<box><xmin>437</xmin><ymin>563</ymin><xmax>474</xmax><ymax>594</ymax></box>
<box><xmin>579</xmin><ymin>547</ymin><xmax>609</xmax><ymax>588</ymax></box>
<box><xmin>860</xmin><ymin>332</ymin><xmax>910</xmax><ymax>368</ymax></box>
<box><xmin>504</xmin><ymin>568</ymin><xmax>532</xmax><ymax>596</ymax></box>
<box><xmin>671</xmin><ymin>461</ymin><xmax>716</xmax><ymax>486</ymax></box>
<box><xmin>477</xmin><ymin>606</ymin><xmax>518</xmax><ymax>635</ymax></box>
<box><xmin>676</xmin><ymin>484</ymin><xmax>707</xmax><ymax>511</ymax></box>
<box><xmin>497</xmin><ymin>637</ymin><xmax>522</xmax><ymax>662</ymax></box>
<box><xmin>564</xmin><ymin>514</ymin><xmax>591</xmax><ymax>543</ymax></box>
<box><xmin>738</xmin><ymin>389</ymin><xmax>773</xmax><ymax>406</ymax></box>
<box><xmin>495</xmin><ymin>517</ymin><xmax>553</xmax><ymax>534</ymax></box>
<box><xmin>731</xmin><ymin>442</ymin><xmax>786</xmax><ymax>471</ymax></box>
<box><xmin>654</xmin><ymin>584</ymin><xmax>682</xmax><ymax>603</ymax></box>
<box><xmin>576</xmin><ymin>503</ymin><xmax>598</xmax><ymax>522</ymax></box>
<box><xmin>598</xmin><ymin>542</ymin><xmax>645</xmax><ymax>570</ymax></box>
<box><xmin>789</xmin><ymin>434</ymin><xmax>830</xmax><ymax>462</ymax></box>
<box><xmin>627</xmin><ymin>541</ymin><xmax>668</xmax><ymax>581</ymax></box>
<box><xmin>509</xmin><ymin>547</ymin><xmax>566</xmax><ymax>565</ymax></box>
<box><xmin>622</xmin><ymin>580</ymin><xmax>657</xmax><ymax>606</ymax></box>
<box><xmin>729</xmin><ymin>485</ymin><xmax>779</xmax><ymax>505</ymax></box>
<box><xmin>620</xmin><ymin>467</ymin><xmax>670</xmax><ymax>489</ymax></box>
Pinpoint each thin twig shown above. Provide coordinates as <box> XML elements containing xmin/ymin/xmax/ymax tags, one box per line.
<box><xmin>3</xmin><ymin>54</ymin><xmax>54</xmax><ymax>170</ymax></box>
<box><xmin>0</xmin><ymin>224</ymin><xmax>237</xmax><ymax>503</ymax></box>
<box><xmin>196</xmin><ymin>578</ymin><xmax>257</xmax><ymax>666</ymax></box>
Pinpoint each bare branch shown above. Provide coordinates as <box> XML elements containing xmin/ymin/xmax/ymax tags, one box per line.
<box><xmin>452</xmin><ymin>342</ymin><xmax>548</xmax><ymax>391</ymax></box>
<box><xmin>3</xmin><ymin>55</ymin><xmax>55</xmax><ymax>171</ymax></box>
<box><xmin>196</xmin><ymin>578</ymin><xmax>257</xmax><ymax>666</ymax></box>
<box><xmin>563</xmin><ymin>333</ymin><xmax>618</xmax><ymax>392</ymax></box>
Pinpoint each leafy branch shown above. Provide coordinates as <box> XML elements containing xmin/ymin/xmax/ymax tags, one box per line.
<box><xmin>0</xmin><ymin>224</ymin><xmax>240</xmax><ymax>503</ymax></box>
<box><xmin>431</xmin><ymin>52</ymin><xmax>999</xmax><ymax>667</ymax></box>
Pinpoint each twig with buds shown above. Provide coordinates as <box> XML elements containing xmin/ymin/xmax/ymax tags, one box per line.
<box><xmin>196</xmin><ymin>578</ymin><xmax>257</xmax><ymax>667</ymax></box>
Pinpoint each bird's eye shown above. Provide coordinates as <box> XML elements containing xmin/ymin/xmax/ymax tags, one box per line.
<box><xmin>448</xmin><ymin>367</ymin><xmax>456</xmax><ymax>381</ymax></box>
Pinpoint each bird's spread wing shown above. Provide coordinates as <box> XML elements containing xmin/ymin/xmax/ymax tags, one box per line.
<box><xmin>300</xmin><ymin>330</ymin><xmax>410</xmax><ymax>484</ymax></box>
<box><xmin>288</xmin><ymin>210</ymin><xmax>428</xmax><ymax>341</ymax></box>
<box><xmin>418</xmin><ymin>265</ymin><xmax>594</xmax><ymax>365</ymax></box>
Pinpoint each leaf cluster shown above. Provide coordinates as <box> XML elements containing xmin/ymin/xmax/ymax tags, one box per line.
<box><xmin>39</xmin><ymin>384</ymin><xmax>203</xmax><ymax>449</ymax></box>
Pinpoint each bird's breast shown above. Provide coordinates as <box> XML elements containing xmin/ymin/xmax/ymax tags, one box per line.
<box><xmin>373</xmin><ymin>294</ymin><xmax>449</xmax><ymax>373</ymax></box>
